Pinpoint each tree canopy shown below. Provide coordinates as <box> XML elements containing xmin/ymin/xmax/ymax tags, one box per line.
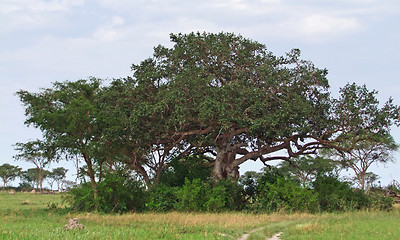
<box><xmin>0</xmin><ymin>163</ymin><xmax>21</xmax><ymax>188</ymax></box>
<box><xmin>16</xmin><ymin>32</ymin><xmax>400</xmax><ymax>191</ymax></box>
<box><xmin>14</xmin><ymin>140</ymin><xmax>57</xmax><ymax>191</ymax></box>
<box><xmin>330</xmin><ymin>134</ymin><xmax>398</xmax><ymax>190</ymax></box>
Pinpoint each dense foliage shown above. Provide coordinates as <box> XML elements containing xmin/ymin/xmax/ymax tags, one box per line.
<box><xmin>66</xmin><ymin>170</ymin><xmax>147</xmax><ymax>213</ymax></box>
<box><xmin>66</xmin><ymin>164</ymin><xmax>393</xmax><ymax>213</ymax></box>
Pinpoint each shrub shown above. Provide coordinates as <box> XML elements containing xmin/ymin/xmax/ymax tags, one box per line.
<box><xmin>367</xmin><ymin>192</ymin><xmax>393</xmax><ymax>211</ymax></box>
<box><xmin>65</xmin><ymin>170</ymin><xmax>147</xmax><ymax>213</ymax></box>
<box><xmin>96</xmin><ymin>171</ymin><xmax>148</xmax><ymax>213</ymax></box>
<box><xmin>65</xmin><ymin>182</ymin><xmax>96</xmax><ymax>212</ymax></box>
<box><xmin>16</xmin><ymin>182</ymin><xmax>33</xmax><ymax>192</ymax></box>
<box><xmin>175</xmin><ymin>178</ymin><xmax>245</xmax><ymax>212</ymax></box>
<box><xmin>254</xmin><ymin>177</ymin><xmax>319</xmax><ymax>213</ymax></box>
<box><xmin>313</xmin><ymin>175</ymin><xmax>369</xmax><ymax>212</ymax></box>
<box><xmin>256</xmin><ymin>167</ymin><xmax>282</xmax><ymax>187</ymax></box>
<box><xmin>204</xmin><ymin>179</ymin><xmax>245</xmax><ymax>212</ymax></box>
<box><xmin>175</xmin><ymin>178</ymin><xmax>207</xmax><ymax>211</ymax></box>
<box><xmin>146</xmin><ymin>184</ymin><xmax>178</xmax><ymax>212</ymax></box>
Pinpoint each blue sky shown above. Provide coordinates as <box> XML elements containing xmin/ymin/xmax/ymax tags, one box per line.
<box><xmin>1</xmin><ymin>0</ymin><xmax>400</xmax><ymax>186</ymax></box>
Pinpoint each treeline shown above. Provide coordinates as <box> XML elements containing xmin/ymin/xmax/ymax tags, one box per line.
<box><xmin>0</xmin><ymin>163</ymin><xmax>69</xmax><ymax>192</ymax></box>
<box><xmin>13</xmin><ymin>32</ymin><xmax>400</xmax><ymax>211</ymax></box>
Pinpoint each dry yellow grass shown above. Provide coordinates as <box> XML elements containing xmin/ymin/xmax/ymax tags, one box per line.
<box><xmin>77</xmin><ymin>211</ymin><xmax>314</xmax><ymax>229</ymax></box>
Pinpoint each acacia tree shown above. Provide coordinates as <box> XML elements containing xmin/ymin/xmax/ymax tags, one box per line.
<box><xmin>46</xmin><ymin>167</ymin><xmax>68</xmax><ymax>191</ymax></box>
<box><xmin>46</xmin><ymin>170</ymin><xmax>57</xmax><ymax>191</ymax></box>
<box><xmin>278</xmin><ymin>155</ymin><xmax>338</xmax><ymax>187</ymax></box>
<box><xmin>332</xmin><ymin>134</ymin><xmax>398</xmax><ymax>190</ymax></box>
<box><xmin>21</xmin><ymin>168</ymin><xmax>41</xmax><ymax>189</ymax></box>
<box><xmin>14</xmin><ymin>140</ymin><xmax>55</xmax><ymax>192</ymax></box>
<box><xmin>53</xmin><ymin>167</ymin><xmax>68</xmax><ymax>191</ymax></box>
<box><xmin>16</xmin><ymin>79</ymin><xmax>108</xmax><ymax>198</ymax></box>
<box><xmin>0</xmin><ymin>163</ymin><xmax>22</xmax><ymax>188</ymax></box>
<box><xmin>326</xmin><ymin>83</ymin><xmax>399</xmax><ymax>190</ymax></box>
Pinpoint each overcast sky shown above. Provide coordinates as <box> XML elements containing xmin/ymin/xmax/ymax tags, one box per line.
<box><xmin>1</xmin><ymin>0</ymin><xmax>400</xmax><ymax>186</ymax></box>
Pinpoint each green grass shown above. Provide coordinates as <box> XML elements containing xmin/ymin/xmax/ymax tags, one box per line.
<box><xmin>282</xmin><ymin>210</ymin><xmax>400</xmax><ymax>240</ymax></box>
<box><xmin>1</xmin><ymin>192</ymin><xmax>399</xmax><ymax>239</ymax></box>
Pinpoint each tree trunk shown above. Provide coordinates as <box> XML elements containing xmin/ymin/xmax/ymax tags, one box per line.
<box><xmin>211</xmin><ymin>145</ymin><xmax>240</xmax><ymax>181</ymax></box>
<box><xmin>360</xmin><ymin>172</ymin><xmax>366</xmax><ymax>191</ymax></box>
<box><xmin>212</xmin><ymin>148</ymin><xmax>225</xmax><ymax>180</ymax></box>
<box><xmin>136</xmin><ymin>163</ymin><xmax>151</xmax><ymax>186</ymax></box>
<box><xmin>38</xmin><ymin>168</ymin><xmax>43</xmax><ymax>192</ymax></box>
<box><xmin>83</xmin><ymin>153</ymin><xmax>99</xmax><ymax>200</ymax></box>
<box><xmin>87</xmin><ymin>163</ymin><xmax>98</xmax><ymax>199</ymax></box>
<box><xmin>128</xmin><ymin>152</ymin><xmax>151</xmax><ymax>186</ymax></box>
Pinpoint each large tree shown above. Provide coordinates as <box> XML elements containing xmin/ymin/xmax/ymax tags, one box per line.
<box><xmin>107</xmin><ymin>32</ymin><xmax>333</xmax><ymax>180</ymax></box>
<box><xmin>0</xmin><ymin>163</ymin><xmax>22</xmax><ymax>188</ymax></box>
<box><xmin>120</xmin><ymin>32</ymin><xmax>399</xmax><ymax>180</ymax></box>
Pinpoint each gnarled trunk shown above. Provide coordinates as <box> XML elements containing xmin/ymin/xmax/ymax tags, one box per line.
<box><xmin>211</xmin><ymin>144</ymin><xmax>240</xmax><ymax>181</ymax></box>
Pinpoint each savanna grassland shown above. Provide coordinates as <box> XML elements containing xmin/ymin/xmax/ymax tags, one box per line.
<box><xmin>1</xmin><ymin>191</ymin><xmax>399</xmax><ymax>240</ymax></box>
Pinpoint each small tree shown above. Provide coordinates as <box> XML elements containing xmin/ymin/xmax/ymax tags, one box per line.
<box><xmin>364</xmin><ymin>172</ymin><xmax>380</xmax><ymax>190</ymax></box>
<box><xmin>21</xmin><ymin>168</ymin><xmax>40</xmax><ymax>189</ymax></box>
<box><xmin>239</xmin><ymin>171</ymin><xmax>263</xmax><ymax>201</ymax></box>
<box><xmin>278</xmin><ymin>155</ymin><xmax>338</xmax><ymax>187</ymax></box>
<box><xmin>332</xmin><ymin>134</ymin><xmax>398</xmax><ymax>190</ymax></box>
<box><xmin>46</xmin><ymin>170</ymin><xmax>57</xmax><ymax>191</ymax></box>
<box><xmin>14</xmin><ymin>140</ymin><xmax>56</xmax><ymax>192</ymax></box>
<box><xmin>0</xmin><ymin>163</ymin><xmax>22</xmax><ymax>188</ymax></box>
<box><xmin>52</xmin><ymin>167</ymin><xmax>68</xmax><ymax>191</ymax></box>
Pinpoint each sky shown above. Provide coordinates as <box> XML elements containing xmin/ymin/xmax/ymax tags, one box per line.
<box><xmin>1</xmin><ymin>0</ymin><xmax>400</xmax><ymax>187</ymax></box>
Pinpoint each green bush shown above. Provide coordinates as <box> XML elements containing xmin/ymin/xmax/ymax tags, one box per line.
<box><xmin>17</xmin><ymin>182</ymin><xmax>34</xmax><ymax>192</ymax></box>
<box><xmin>313</xmin><ymin>175</ymin><xmax>369</xmax><ymax>212</ymax></box>
<box><xmin>365</xmin><ymin>188</ymin><xmax>393</xmax><ymax>211</ymax></box>
<box><xmin>254</xmin><ymin>177</ymin><xmax>319</xmax><ymax>213</ymax></box>
<box><xmin>175</xmin><ymin>178</ymin><xmax>245</xmax><ymax>212</ymax></box>
<box><xmin>146</xmin><ymin>184</ymin><xmax>178</xmax><ymax>212</ymax></box>
<box><xmin>66</xmin><ymin>171</ymin><xmax>147</xmax><ymax>213</ymax></box>
<box><xmin>256</xmin><ymin>167</ymin><xmax>282</xmax><ymax>187</ymax></box>
<box><xmin>65</xmin><ymin>182</ymin><xmax>96</xmax><ymax>211</ymax></box>
<box><xmin>367</xmin><ymin>192</ymin><xmax>393</xmax><ymax>211</ymax></box>
<box><xmin>175</xmin><ymin>178</ymin><xmax>207</xmax><ymax>211</ymax></box>
<box><xmin>204</xmin><ymin>179</ymin><xmax>245</xmax><ymax>212</ymax></box>
<box><xmin>96</xmin><ymin>171</ymin><xmax>148</xmax><ymax>213</ymax></box>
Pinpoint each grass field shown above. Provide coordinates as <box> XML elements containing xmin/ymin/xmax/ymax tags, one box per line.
<box><xmin>1</xmin><ymin>191</ymin><xmax>399</xmax><ymax>239</ymax></box>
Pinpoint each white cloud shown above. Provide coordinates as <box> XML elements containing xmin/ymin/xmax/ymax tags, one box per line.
<box><xmin>93</xmin><ymin>16</ymin><xmax>125</xmax><ymax>42</ymax></box>
<box><xmin>299</xmin><ymin>15</ymin><xmax>360</xmax><ymax>35</ymax></box>
<box><xmin>215</xmin><ymin>0</ymin><xmax>250</xmax><ymax>10</ymax></box>
<box><xmin>0</xmin><ymin>0</ymin><xmax>84</xmax><ymax>35</ymax></box>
